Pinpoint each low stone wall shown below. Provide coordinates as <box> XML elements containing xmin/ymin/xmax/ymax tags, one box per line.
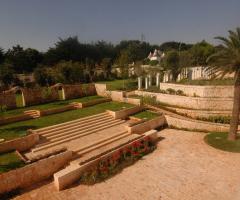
<box><xmin>0</xmin><ymin>114</ymin><xmax>32</xmax><ymax>126</ymax></box>
<box><xmin>126</xmin><ymin>116</ymin><xmax>166</xmax><ymax>134</ymax></box>
<box><xmin>166</xmin><ymin>106</ymin><xmax>231</xmax><ymax>118</ymax></box>
<box><xmin>0</xmin><ymin>133</ymin><xmax>39</xmax><ymax>153</ymax></box>
<box><xmin>160</xmin><ymin>82</ymin><xmax>234</xmax><ymax>98</ymax></box>
<box><xmin>54</xmin><ymin>130</ymin><xmax>157</xmax><ymax>191</ymax></box>
<box><xmin>0</xmin><ymin>151</ymin><xmax>72</xmax><ymax>194</ymax></box>
<box><xmin>108</xmin><ymin>90</ymin><xmax>125</xmax><ymax>101</ymax></box>
<box><xmin>135</xmin><ymin>90</ymin><xmax>233</xmax><ymax>111</ymax></box>
<box><xmin>107</xmin><ymin>106</ymin><xmax>144</xmax><ymax>119</ymax></box>
<box><xmin>165</xmin><ymin>114</ymin><xmax>231</xmax><ymax>132</ymax></box>
<box><xmin>40</xmin><ymin>105</ymin><xmax>76</xmax><ymax>116</ymax></box>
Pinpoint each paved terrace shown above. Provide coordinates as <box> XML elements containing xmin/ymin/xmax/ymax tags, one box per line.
<box><xmin>14</xmin><ymin>129</ymin><xmax>240</xmax><ymax>200</ymax></box>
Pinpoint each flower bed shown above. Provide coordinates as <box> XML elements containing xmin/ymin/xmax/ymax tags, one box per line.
<box><xmin>80</xmin><ymin>136</ymin><xmax>156</xmax><ymax>184</ymax></box>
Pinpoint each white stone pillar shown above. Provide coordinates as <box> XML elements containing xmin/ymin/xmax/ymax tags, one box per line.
<box><xmin>145</xmin><ymin>77</ymin><xmax>148</xmax><ymax>90</ymax></box>
<box><xmin>148</xmin><ymin>75</ymin><xmax>152</xmax><ymax>87</ymax></box>
<box><xmin>138</xmin><ymin>77</ymin><xmax>142</xmax><ymax>90</ymax></box>
<box><xmin>156</xmin><ymin>73</ymin><xmax>160</xmax><ymax>87</ymax></box>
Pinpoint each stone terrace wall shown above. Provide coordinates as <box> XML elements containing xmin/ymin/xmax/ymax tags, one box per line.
<box><xmin>22</xmin><ymin>87</ymin><xmax>59</xmax><ymax>106</ymax></box>
<box><xmin>135</xmin><ymin>91</ymin><xmax>233</xmax><ymax>111</ymax></box>
<box><xmin>0</xmin><ymin>92</ymin><xmax>16</xmax><ymax>109</ymax></box>
<box><xmin>165</xmin><ymin>114</ymin><xmax>230</xmax><ymax>132</ymax></box>
<box><xmin>160</xmin><ymin>83</ymin><xmax>233</xmax><ymax>98</ymax></box>
<box><xmin>0</xmin><ymin>133</ymin><xmax>39</xmax><ymax>153</ymax></box>
<box><xmin>0</xmin><ymin>151</ymin><xmax>72</xmax><ymax>194</ymax></box>
<box><xmin>166</xmin><ymin>106</ymin><xmax>231</xmax><ymax>119</ymax></box>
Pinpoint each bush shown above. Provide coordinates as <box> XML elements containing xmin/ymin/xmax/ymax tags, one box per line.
<box><xmin>198</xmin><ymin>116</ymin><xmax>231</xmax><ymax>124</ymax></box>
<box><xmin>80</xmin><ymin>137</ymin><xmax>156</xmax><ymax>184</ymax></box>
<box><xmin>176</xmin><ymin>89</ymin><xmax>185</xmax><ymax>96</ymax></box>
<box><xmin>166</xmin><ymin>88</ymin><xmax>176</xmax><ymax>94</ymax></box>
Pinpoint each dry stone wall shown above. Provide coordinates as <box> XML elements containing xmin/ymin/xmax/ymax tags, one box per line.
<box><xmin>22</xmin><ymin>87</ymin><xmax>59</xmax><ymax>106</ymax></box>
<box><xmin>0</xmin><ymin>92</ymin><xmax>16</xmax><ymax>109</ymax></box>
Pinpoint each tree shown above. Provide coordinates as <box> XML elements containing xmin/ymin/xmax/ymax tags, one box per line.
<box><xmin>101</xmin><ymin>58</ymin><xmax>112</xmax><ymax>79</ymax></box>
<box><xmin>162</xmin><ymin>50</ymin><xmax>181</xmax><ymax>82</ymax></box>
<box><xmin>206</xmin><ymin>27</ymin><xmax>240</xmax><ymax>141</ymax></box>
<box><xmin>0</xmin><ymin>47</ymin><xmax>4</xmax><ymax>64</ymax></box>
<box><xmin>33</xmin><ymin>67</ymin><xmax>55</xmax><ymax>86</ymax></box>
<box><xmin>0</xmin><ymin>63</ymin><xmax>15</xmax><ymax>87</ymax></box>
<box><xmin>190</xmin><ymin>40</ymin><xmax>215</xmax><ymax>66</ymax></box>
<box><xmin>116</xmin><ymin>49</ymin><xmax>130</xmax><ymax>78</ymax></box>
<box><xmin>5</xmin><ymin>45</ymin><xmax>42</xmax><ymax>73</ymax></box>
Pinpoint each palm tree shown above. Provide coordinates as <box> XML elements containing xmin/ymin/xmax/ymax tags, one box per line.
<box><xmin>206</xmin><ymin>27</ymin><xmax>240</xmax><ymax>141</ymax></box>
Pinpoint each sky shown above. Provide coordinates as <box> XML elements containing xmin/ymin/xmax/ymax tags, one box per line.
<box><xmin>0</xmin><ymin>0</ymin><xmax>239</xmax><ymax>51</ymax></box>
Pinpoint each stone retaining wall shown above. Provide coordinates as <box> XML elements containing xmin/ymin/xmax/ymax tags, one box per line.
<box><xmin>166</xmin><ymin>106</ymin><xmax>231</xmax><ymax>118</ymax></box>
<box><xmin>126</xmin><ymin>116</ymin><xmax>166</xmax><ymax>134</ymax></box>
<box><xmin>135</xmin><ymin>90</ymin><xmax>233</xmax><ymax>111</ymax></box>
<box><xmin>0</xmin><ymin>151</ymin><xmax>72</xmax><ymax>194</ymax></box>
<box><xmin>0</xmin><ymin>133</ymin><xmax>39</xmax><ymax>153</ymax></box>
<box><xmin>160</xmin><ymin>83</ymin><xmax>233</xmax><ymax>98</ymax></box>
<box><xmin>165</xmin><ymin>114</ymin><xmax>230</xmax><ymax>132</ymax></box>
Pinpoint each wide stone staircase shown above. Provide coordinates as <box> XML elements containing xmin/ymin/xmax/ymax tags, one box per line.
<box><xmin>26</xmin><ymin>112</ymin><xmax>138</xmax><ymax>160</ymax></box>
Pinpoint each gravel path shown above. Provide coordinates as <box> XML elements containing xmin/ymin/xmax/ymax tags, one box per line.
<box><xmin>14</xmin><ymin>129</ymin><xmax>240</xmax><ymax>200</ymax></box>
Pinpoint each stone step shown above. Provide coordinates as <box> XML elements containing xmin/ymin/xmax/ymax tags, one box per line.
<box><xmin>36</xmin><ymin>112</ymin><xmax>109</xmax><ymax>133</ymax></box>
<box><xmin>32</xmin><ymin>120</ymin><xmax>126</xmax><ymax>153</ymax></box>
<box><xmin>71</xmin><ymin>133</ymin><xmax>142</xmax><ymax>165</ymax></box>
<box><xmin>41</xmin><ymin>115</ymin><xmax>114</xmax><ymax>137</ymax></box>
<box><xmin>75</xmin><ymin>132</ymin><xmax>130</xmax><ymax>155</ymax></box>
<box><xmin>46</xmin><ymin>119</ymin><xmax>123</xmax><ymax>142</ymax></box>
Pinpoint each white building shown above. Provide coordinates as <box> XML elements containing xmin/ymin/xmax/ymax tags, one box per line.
<box><xmin>147</xmin><ymin>49</ymin><xmax>165</xmax><ymax>62</ymax></box>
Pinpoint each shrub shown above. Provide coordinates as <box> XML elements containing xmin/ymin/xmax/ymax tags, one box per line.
<box><xmin>176</xmin><ymin>90</ymin><xmax>185</xmax><ymax>96</ymax></box>
<box><xmin>197</xmin><ymin>116</ymin><xmax>231</xmax><ymax>124</ymax></box>
<box><xmin>80</xmin><ymin>137</ymin><xmax>156</xmax><ymax>184</ymax></box>
<box><xmin>166</xmin><ymin>88</ymin><xmax>176</xmax><ymax>94</ymax></box>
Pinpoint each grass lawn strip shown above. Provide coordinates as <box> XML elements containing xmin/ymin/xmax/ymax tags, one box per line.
<box><xmin>132</xmin><ymin>110</ymin><xmax>159</xmax><ymax>121</ymax></box>
<box><xmin>0</xmin><ymin>151</ymin><xmax>25</xmax><ymax>173</ymax></box>
<box><xmin>204</xmin><ymin>132</ymin><xmax>240</xmax><ymax>153</ymax></box>
<box><xmin>0</xmin><ymin>95</ymin><xmax>104</xmax><ymax>118</ymax></box>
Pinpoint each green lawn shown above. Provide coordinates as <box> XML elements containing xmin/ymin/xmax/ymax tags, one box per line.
<box><xmin>132</xmin><ymin>110</ymin><xmax>160</xmax><ymax>121</ymax></box>
<box><xmin>204</xmin><ymin>132</ymin><xmax>240</xmax><ymax>153</ymax></box>
<box><xmin>0</xmin><ymin>95</ymin><xmax>104</xmax><ymax>118</ymax></box>
<box><xmin>0</xmin><ymin>151</ymin><xmax>25</xmax><ymax>173</ymax></box>
<box><xmin>0</xmin><ymin>101</ymin><xmax>134</xmax><ymax>141</ymax></box>
<box><xmin>99</xmin><ymin>79</ymin><xmax>137</xmax><ymax>91</ymax></box>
